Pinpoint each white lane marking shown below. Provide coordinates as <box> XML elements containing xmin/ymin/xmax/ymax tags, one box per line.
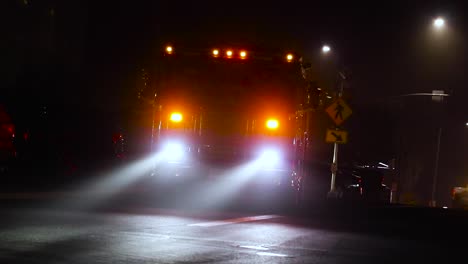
<box><xmin>239</xmin><ymin>245</ymin><xmax>269</xmax><ymax>250</ymax></box>
<box><xmin>188</xmin><ymin>215</ymin><xmax>281</xmax><ymax>227</ymax></box>
<box><xmin>256</xmin><ymin>252</ymin><xmax>289</xmax><ymax>257</ymax></box>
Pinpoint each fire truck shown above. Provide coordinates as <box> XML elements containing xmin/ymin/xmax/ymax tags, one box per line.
<box><xmin>127</xmin><ymin>44</ymin><xmax>310</xmax><ymax>205</ymax></box>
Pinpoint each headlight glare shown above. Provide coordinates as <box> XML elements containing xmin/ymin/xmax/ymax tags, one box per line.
<box><xmin>161</xmin><ymin>141</ymin><xmax>185</xmax><ymax>161</ymax></box>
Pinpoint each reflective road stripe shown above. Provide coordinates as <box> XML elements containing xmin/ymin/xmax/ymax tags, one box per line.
<box><xmin>188</xmin><ymin>215</ymin><xmax>281</xmax><ymax>227</ymax></box>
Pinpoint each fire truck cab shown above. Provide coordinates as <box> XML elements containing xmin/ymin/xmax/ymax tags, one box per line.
<box><xmin>134</xmin><ymin>44</ymin><xmax>302</xmax><ymax>205</ymax></box>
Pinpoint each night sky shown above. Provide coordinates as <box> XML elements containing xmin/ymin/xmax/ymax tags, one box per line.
<box><xmin>3</xmin><ymin>0</ymin><xmax>468</xmax><ymax>204</ymax></box>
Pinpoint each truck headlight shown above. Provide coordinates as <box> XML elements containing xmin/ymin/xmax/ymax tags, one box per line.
<box><xmin>258</xmin><ymin>148</ymin><xmax>281</xmax><ymax>165</ymax></box>
<box><xmin>161</xmin><ymin>141</ymin><xmax>185</xmax><ymax>162</ymax></box>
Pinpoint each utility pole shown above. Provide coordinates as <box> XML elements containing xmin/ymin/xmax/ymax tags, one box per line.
<box><xmin>430</xmin><ymin>127</ymin><xmax>442</xmax><ymax>207</ymax></box>
<box><xmin>390</xmin><ymin>90</ymin><xmax>449</xmax><ymax>206</ymax></box>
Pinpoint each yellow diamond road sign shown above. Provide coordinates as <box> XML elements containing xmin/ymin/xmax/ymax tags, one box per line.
<box><xmin>326</xmin><ymin>98</ymin><xmax>352</xmax><ymax>126</ymax></box>
<box><xmin>326</xmin><ymin>129</ymin><xmax>348</xmax><ymax>144</ymax></box>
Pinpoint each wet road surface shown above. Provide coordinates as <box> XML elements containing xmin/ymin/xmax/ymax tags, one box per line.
<box><xmin>0</xmin><ymin>195</ymin><xmax>466</xmax><ymax>263</ymax></box>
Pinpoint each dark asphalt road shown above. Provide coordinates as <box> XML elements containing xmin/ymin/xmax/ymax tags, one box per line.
<box><xmin>0</xmin><ymin>193</ymin><xmax>467</xmax><ymax>263</ymax></box>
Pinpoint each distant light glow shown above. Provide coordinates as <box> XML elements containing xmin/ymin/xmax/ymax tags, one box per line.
<box><xmin>266</xmin><ymin>119</ymin><xmax>279</xmax><ymax>130</ymax></box>
<box><xmin>286</xmin><ymin>54</ymin><xmax>293</xmax><ymax>62</ymax></box>
<box><xmin>465</xmin><ymin>122</ymin><xmax>468</xmax><ymax>126</ymax></box>
<box><xmin>226</xmin><ymin>50</ymin><xmax>233</xmax><ymax>57</ymax></box>
<box><xmin>170</xmin><ymin>112</ymin><xmax>183</xmax><ymax>122</ymax></box>
<box><xmin>212</xmin><ymin>49</ymin><xmax>219</xmax><ymax>56</ymax></box>
<box><xmin>165</xmin><ymin>46</ymin><xmax>173</xmax><ymax>54</ymax></box>
<box><xmin>443</xmin><ymin>206</ymin><xmax>448</xmax><ymax>209</ymax></box>
<box><xmin>434</xmin><ymin>17</ymin><xmax>445</xmax><ymax>29</ymax></box>
<box><xmin>322</xmin><ymin>45</ymin><xmax>331</xmax><ymax>53</ymax></box>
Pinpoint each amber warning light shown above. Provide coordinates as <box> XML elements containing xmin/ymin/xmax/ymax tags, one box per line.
<box><xmin>266</xmin><ymin>119</ymin><xmax>279</xmax><ymax>130</ymax></box>
<box><xmin>170</xmin><ymin>112</ymin><xmax>183</xmax><ymax>122</ymax></box>
<box><xmin>240</xmin><ymin>50</ymin><xmax>247</xmax><ymax>59</ymax></box>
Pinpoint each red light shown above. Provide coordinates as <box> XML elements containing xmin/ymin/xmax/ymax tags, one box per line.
<box><xmin>112</xmin><ymin>133</ymin><xmax>123</xmax><ymax>143</ymax></box>
<box><xmin>3</xmin><ymin>124</ymin><xmax>14</xmax><ymax>135</ymax></box>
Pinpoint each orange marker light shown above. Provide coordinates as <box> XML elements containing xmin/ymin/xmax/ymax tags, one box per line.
<box><xmin>226</xmin><ymin>50</ymin><xmax>233</xmax><ymax>58</ymax></box>
<box><xmin>286</xmin><ymin>54</ymin><xmax>293</xmax><ymax>62</ymax></box>
<box><xmin>170</xmin><ymin>112</ymin><xmax>183</xmax><ymax>122</ymax></box>
<box><xmin>266</xmin><ymin>119</ymin><xmax>279</xmax><ymax>130</ymax></box>
<box><xmin>240</xmin><ymin>50</ymin><xmax>247</xmax><ymax>59</ymax></box>
<box><xmin>212</xmin><ymin>49</ymin><xmax>219</xmax><ymax>56</ymax></box>
<box><xmin>165</xmin><ymin>46</ymin><xmax>173</xmax><ymax>54</ymax></box>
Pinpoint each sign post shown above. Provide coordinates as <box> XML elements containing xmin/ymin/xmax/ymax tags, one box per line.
<box><xmin>325</xmin><ymin>129</ymin><xmax>348</xmax><ymax>144</ymax></box>
<box><xmin>325</xmin><ymin>86</ymin><xmax>352</xmax><ymax>195</ymax></box>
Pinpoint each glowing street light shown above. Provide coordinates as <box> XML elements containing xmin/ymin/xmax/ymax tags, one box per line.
<box><xmin>226</xmin><ymin>50</ymin><xmax>233</xmax><ymax>58</ymax></box>
<box><xmin>165</xmin><ymin>45</ymin><xmax>173</xmax><ymax>54</ymax></box>
<box><xmin>322</xmin><ymin>45</ymin><xmax>331</xmax><ymax>54</ymax></box>
<box><xmin>212</xmin><ymin>49</ymin><xmax>219</xmax><ymax>57</ymax></box>
<box><xmin>286</xmin><ymin>53</ymin><xmax>294</xmax><ymax>62</ymax></box>
<box><xmin>433</xmin><ymin>17</ymin><xmax>445</xmax><ymax>29</ymax></box>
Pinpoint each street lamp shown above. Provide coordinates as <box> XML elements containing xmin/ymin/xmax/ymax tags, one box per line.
<box><xmin>433</xmin><ymin>17</ymin><xmax>445</xmax><ymax>29</ymax></box>
<box><xmin>322</xmin><ymin>45</ymin><xmax>331</xmax><ymax>54</ymax></box>
<box><xmin>319</xmin><ymin>45</ymin><xmax>346</xmax><ymax>196</ymax></box>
